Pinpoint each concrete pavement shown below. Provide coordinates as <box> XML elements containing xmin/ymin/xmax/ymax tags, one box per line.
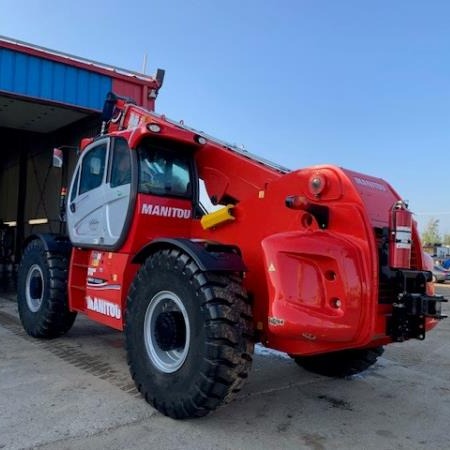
<box><xmin>1</xmin><ymin>286</ymin><xmax>449</xmax><ymax>450</ymax></box>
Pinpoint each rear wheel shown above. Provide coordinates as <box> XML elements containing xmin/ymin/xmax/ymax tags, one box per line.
<box><xmin>17</xmin><ymin>239</ymin><xmax>76</xmax><ymax>338</ymax></box>
<box><xmin>125</xmin><ymin>248</ymin><xmax>254</xmax><ymax>419</ymax></box>
<box><xmin>293</xmin><ymin>346</ymin><xmax>384</xmax><ymax>377</ymax></box>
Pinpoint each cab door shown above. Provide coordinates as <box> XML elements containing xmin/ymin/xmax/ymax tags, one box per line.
<box><xmin>67</xmin><ymin>137</ymin><xmax>134</xmax><ymax>248</ymax></box>
<box><xmin>67</xmin><ymin>139</ymin><xmax>108</xmax><ymax>246</ymax></box>
<box><xmin>104</xmin><ymin>138</ymin><xmax>134</xmax><ymax>245</ymax></box>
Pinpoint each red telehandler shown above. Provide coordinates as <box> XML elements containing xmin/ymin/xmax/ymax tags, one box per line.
<box><xmin>17</xmin><ymin>86</ymin><xmax>446</xmax><ymax>419</ymax></box>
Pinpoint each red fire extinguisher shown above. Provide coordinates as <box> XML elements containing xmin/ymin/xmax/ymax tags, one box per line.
<box><xmin>389</xmin><ymin>200</ymin><xmax>412</xmax><ymax>269</ymax></box>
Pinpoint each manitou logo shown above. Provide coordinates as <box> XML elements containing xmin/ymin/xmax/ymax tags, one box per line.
<box><xmin>353</xmin><ymin>177</ymin><xmax>387</xmax><ymax>192</ymax></box>
<box><xmin>86</xmin><ymin>296</ymin><xmax>121</xmax><ymax>320</ymax></box>
<box><xmin>141</xmin><ymin>203</ymin><xmax>191</xmax><ymax>219</ymax></box>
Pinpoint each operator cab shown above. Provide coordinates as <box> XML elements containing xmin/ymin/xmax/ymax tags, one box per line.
<box><xmin>67</xmin><ymin>136</ymin><xmax>197</xmax><ymax>250</ymax></box>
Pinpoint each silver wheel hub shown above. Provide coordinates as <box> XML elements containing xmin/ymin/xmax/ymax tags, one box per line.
<box><xmin>144</xmin><ymin>291</ymin><xmax>190</xmax><ymax>373</ymax></box>
<box><xmin>25</xmin><ymin>264</ymin><xmax>44</xmax><ymax>313</ymax></box>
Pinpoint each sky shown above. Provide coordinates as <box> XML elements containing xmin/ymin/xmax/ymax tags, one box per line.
<box><xmin>1</xmin><ymin>0</ymin><xmax>450</xmax><ymax>234</ymax></box>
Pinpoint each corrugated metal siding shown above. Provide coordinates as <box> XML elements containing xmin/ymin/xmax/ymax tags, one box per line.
<box><xmin>0</xmin><ymin>48</ymin><xmax>112</xmax><ymax>110</ymax></box>
<box><xmin>112</xmin><ymin>79</ymin><xmax>145</xmax><ymax>105</ymax></box>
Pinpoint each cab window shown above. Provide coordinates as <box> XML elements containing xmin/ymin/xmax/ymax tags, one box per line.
<box><xmin>138</xmin><ymin>146</ymin><xmax>191</xmax><ymax>198</ymax></box>
<box><xmin>110</xmin><ymin>139</ymin><xmax>132</xmax><ymax>187</ymax></box>
<box><xmin>79</xmin><ymin>144</ymin><xmax>107</xmax><ymax>195</ymax></box>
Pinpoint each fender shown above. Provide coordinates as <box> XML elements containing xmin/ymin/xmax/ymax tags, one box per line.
<box><xmin>24</xmin><ymin>233</ymin><xmax>72</xmax><ymax>257</ymax></box>
<box><xmin>132</xmin><ymin>238</ymin><xmax>247</xmax><ymax>272</ymax></box>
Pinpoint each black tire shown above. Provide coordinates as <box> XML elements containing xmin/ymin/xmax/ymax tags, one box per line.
<box><xmin>17</xmin><ymin>239</ymin><xmax>76</xmax><ymax>338</ymax></box>
<box><xmin>125</xmin><ymin>248</ymin><xmax>254</xmax><ymax>419</ymax></box>
<box><xmin>293</xmin><ymin>346</ymin><xmax>384</xmax><ymax>377</ymax></box>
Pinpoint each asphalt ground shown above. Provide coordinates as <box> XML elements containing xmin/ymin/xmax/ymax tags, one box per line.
<box><xmin>1</xmin><ymin>285</ymin><xmax>449</xmax><ymax>450</ymax></box>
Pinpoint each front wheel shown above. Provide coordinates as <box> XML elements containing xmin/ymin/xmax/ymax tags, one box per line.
<box><xmin>125</xmin><ymin>249</ymin><xmax>254</xmax><ymax>419</ymax></box>
<box><xmin>17</xmin><ymin>239</ymin><xmax>76</xmax><ymax>338</ymax></box>
<box><xmin>293</xmin><ymin>346</ymin><xmax>384</xmax><ymax>377</ymax></box>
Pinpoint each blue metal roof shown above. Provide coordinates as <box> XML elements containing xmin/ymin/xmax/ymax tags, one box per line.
<box><xmin>0</xmin><ymin>47</ymin><xmax>112</xmax><ymax>110</ymax></box>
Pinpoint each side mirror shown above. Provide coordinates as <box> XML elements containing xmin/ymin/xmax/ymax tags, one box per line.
<box><xmin>53</xmin><ymin>148</ymin><xmax>63</xmax><ymax>168</ymax></box>
<box><xmin>53</xmin><ymin>146</ymin><xmax>78</xmax><ymax>167</ymax></box>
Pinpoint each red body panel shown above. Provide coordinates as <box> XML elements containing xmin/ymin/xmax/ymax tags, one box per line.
<box><xmin>188</xmin><ymin>166</ymin><xmax>385</xmax><ymax>353</ymax></box>
<box><xmin>122</xmin><ymin>194</ymin><xmax>193</xmax><ymax>254</ymax></box>
<box><xmin>262</xmin><ymin>232</ymin><xmax>370</xmax><ymax>353</ymax></box>
<box><xmin>69</xmin><ymin>249</ymin><xmax>137</xmax><ymax>330</ymax></box>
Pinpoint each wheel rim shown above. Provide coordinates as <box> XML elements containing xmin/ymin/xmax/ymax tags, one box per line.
<box><xmin>144</xmin><ymin>291</ymin><xmax>190</xmax><ymax>373</ymax></box>
<box><xmin>25</xmin><ymin>264</ymin><xmax>44</xmax><ymax>312</ymax></box>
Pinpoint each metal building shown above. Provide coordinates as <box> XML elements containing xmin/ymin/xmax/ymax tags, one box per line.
<box><xmin>0</xmin><ymin>36</ymin><xmax>162</xmax><ymax>265</ymax></box>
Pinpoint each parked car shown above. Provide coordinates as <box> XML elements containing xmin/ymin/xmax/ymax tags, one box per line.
<box><xmin>423</xmin><ymin>253</ymin><xmax>447</xmax><ymax>283</ymax></box>
<box><xmin>433</xmin><ymin>264</ymin><xmax>450</xmax><ymax>283</ymax></box>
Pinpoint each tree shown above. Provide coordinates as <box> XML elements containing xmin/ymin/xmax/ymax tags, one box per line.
<box><xmin>421</xmin><ymin>218</ymin><xmax>441</xmax><ymax>245</ymax></box>
<box><xmin>443</xmin><ymin>234</ymin><xmax>450</xmax><ymax>246</ymax></box>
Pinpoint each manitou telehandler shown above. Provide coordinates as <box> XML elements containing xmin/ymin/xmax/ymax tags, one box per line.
<box><xmin>17</xmin><ymin>85</ymin><xmax>446</xmax><ymax>419</ymax></box>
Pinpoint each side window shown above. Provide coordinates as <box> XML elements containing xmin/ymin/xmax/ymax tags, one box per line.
<box><xmin>79</xmin><ymin>144</ymin><xmax>107</xmax><ymax>195</ymax></box>
<box><xmin>110</xmin><ymin>139</ymin><xmax>131</xmax><ymax>188</ymax></box>
<box><xmin>172</xmin><ymin>161</ymin><xmax>191</xmax><ymax>195</ymax></box>
<box><xmin>138</xmin><ymin>147</ymin><xmax>191</xmax><ymax>197</ymax></box>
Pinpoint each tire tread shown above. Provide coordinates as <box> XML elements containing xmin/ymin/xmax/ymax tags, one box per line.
<box><xmin>17</xmin><ymin>239</ymin><xmax>76</xmax><ymax>339</ymax></box>
<box><xmin>294</xmin><ymin>346</ymin><xmax>385</xmax><ymax>377</ymax></box>
<box><xmin>125</xmin><ymin>248</ymin><xmax>254</xmax><ymax>419</ymax></box>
